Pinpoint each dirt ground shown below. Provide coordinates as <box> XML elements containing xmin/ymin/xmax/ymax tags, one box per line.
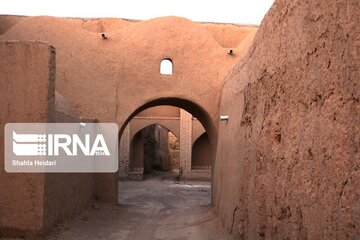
<box><xmin>47</xmin><ymin>172</ymin><xmax>230</xmax><ymax>240</ymax></box>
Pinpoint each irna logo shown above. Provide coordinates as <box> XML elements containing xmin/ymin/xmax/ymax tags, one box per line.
<box><xmin>12</xmin><ymin>132</ymin><xmax>110</xmax><ymax>156</ymax></box>
<box><xmin>5</xmin><ymin>123</ymin><xmax>118</xmax><ymax>173</ymax></box>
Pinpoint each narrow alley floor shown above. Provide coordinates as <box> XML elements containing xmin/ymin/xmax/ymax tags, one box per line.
<box><xmin>47</xmin><ymin>172</ymin><xmax>230</xmax><ymax>240</ymax></box>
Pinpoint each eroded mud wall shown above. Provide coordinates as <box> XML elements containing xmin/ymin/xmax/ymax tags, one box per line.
<box><xmin>43</xmin><ymin>112</ymin><xmax>95</xmax><ymax>233</ymax></box>
<box><xmin>0</xmin><ymin>41</ymin><xmax>95</xmax><ymax>237</ymax></box>
<box><xmin>0</xmin><ymin>41</ymin><xmax>54</xmax><ymax>237</ymax></box>
<box><xmin>214</xmin><ymin>0</ymin><xmax>360</xmax><ymax>239</ymax></box>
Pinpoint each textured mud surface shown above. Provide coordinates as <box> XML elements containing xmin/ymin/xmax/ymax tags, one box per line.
<box><xmin>214</xmin><ymin>0</ymin><xmax>360</xmax><ymax>239</ymax></box>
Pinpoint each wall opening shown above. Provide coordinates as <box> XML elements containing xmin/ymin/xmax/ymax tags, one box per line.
<box><xmin>118</xmin><ymin>104</ymin><xmax>212</xmax><ymax>213</ymax></box>
<box><xmin>160</xmin><ymin>59</ymin><xmax>173</xmax><ymax>75</ymax></box>
<box><xmin>118</xmin><ymin>98</ymin><xmax>217</xmax><ymax>206</ymax></box>
<box><xmin>128</xmin><ymin>124</ymin><xmax>180</xmax><ymax>180</ymax></box>
<box><xmin>129</xmin><ymin>130</ymin><xmax>144</xmax><ymax>177</ymax></box>
<box><xmin>120</xmin><ymin>104</ymin><xmax>212</xmax><ymax>182</ymax></box>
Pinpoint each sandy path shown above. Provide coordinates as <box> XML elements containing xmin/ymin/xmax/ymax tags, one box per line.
<box><xmin>48</xmin><ymin>173</ymin><xmax>230</xmax><ymax>240</ymax></box>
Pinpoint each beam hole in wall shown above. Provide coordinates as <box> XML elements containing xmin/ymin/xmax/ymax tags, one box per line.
<box><xmin>160</xmin><ymin>59</ymin><xmax>173</xmax><ymax>75</ymax></box>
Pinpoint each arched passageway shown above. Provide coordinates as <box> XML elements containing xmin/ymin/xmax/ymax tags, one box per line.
<box><xmin>119</xmin><ymin>100</ymin><xmax>215</xmax><ymax>185</ymax></box>
<box><xmin>118</xmin><ymin>99</ymin><xmax>216</xmax><ymax>208</ymax></box>
<box><xmin>117</xmin><ymin>103</ymin><xmax>216</xmax><ymax>238</ymax></box>
<box><xmin>129</xmin><ymin>124</ymin><xmax>180</xmax><ymax>180</ymax></box>
<box><xmin>119</xmin><ymin>98</ymin><xmax>217</xmax><ymax>146</ymax></box>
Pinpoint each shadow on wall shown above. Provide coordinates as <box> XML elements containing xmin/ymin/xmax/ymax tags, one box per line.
<box><xmin>191</xmin><ymin>132</ymin><xmax>211</xmax><ymax>170</ymax></box>
<box><xmin>130</xmin><ymin>124</ymin><xmax>179</xmax><ymax>174</ymax></box>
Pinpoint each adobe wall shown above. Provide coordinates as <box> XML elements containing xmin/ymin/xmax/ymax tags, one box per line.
<box><xmin>192</xmin><ymin>119</ymin><xmax>206</xmax><ymax>144</ymax></box>
<box><xmin>168</xmin><ymin>131</ymin><xmax>180</xmax><ymax>170</ymax></box>
<box><xmin>130</xmin><ymin>131</ymin><xmax>144</xmax><ymax>169</ymax></box>
<box><xmin>191</xmin><ymin>133</ymin><xmax>211</xmax><ymax>168</ymax></box>
<box><xmin>214</xmin><ymin>0</ymin><xmax>360</xmax><ymax>239</ymax></box>
<box><xmin>43</xmin><ymin>111</ymin><xmax>95</xmax><ymax>232</ymax></box>
<box><xmin>0</xmin><ymin>15</ymin><xmax>258</xmax><ymax>202</ymax></box>
<box><xmin>0</xmin><ymin>41</ymin><xmax>96</xmax><ymax>237</ymax></box>
<box><xmin>0</xmin><ymin>15</ymin><xmax>28</xmax><ymax>35</ymax></box>
<box><xmin>143</xmin><ymin>125</ymin><xmax>172</xmax><ymax>172</ymax></box>
<box><xmin>137</xmin><ymin>106</ymin><xmax>180</xmax><ymax>117</ymax></box>
<box><xmin>0</xmin><ymin>41</ymin><xmax>54</xmax><ymax>237</ymax></box>
<box><xmin>43</xmin><ymin>170</ymin><xmax>94</xmax><ymax>233</ymax></box>
<box><xmin>0</xmin><ymin>16</ymin><xmax>257</xmax><ymax>129</ymax></box>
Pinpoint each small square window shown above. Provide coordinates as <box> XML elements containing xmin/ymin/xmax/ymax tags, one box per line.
<box><xmin>160</xmin><ymin>59</ymin><xmax>173</xmax><ymax>75</ymax></box>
